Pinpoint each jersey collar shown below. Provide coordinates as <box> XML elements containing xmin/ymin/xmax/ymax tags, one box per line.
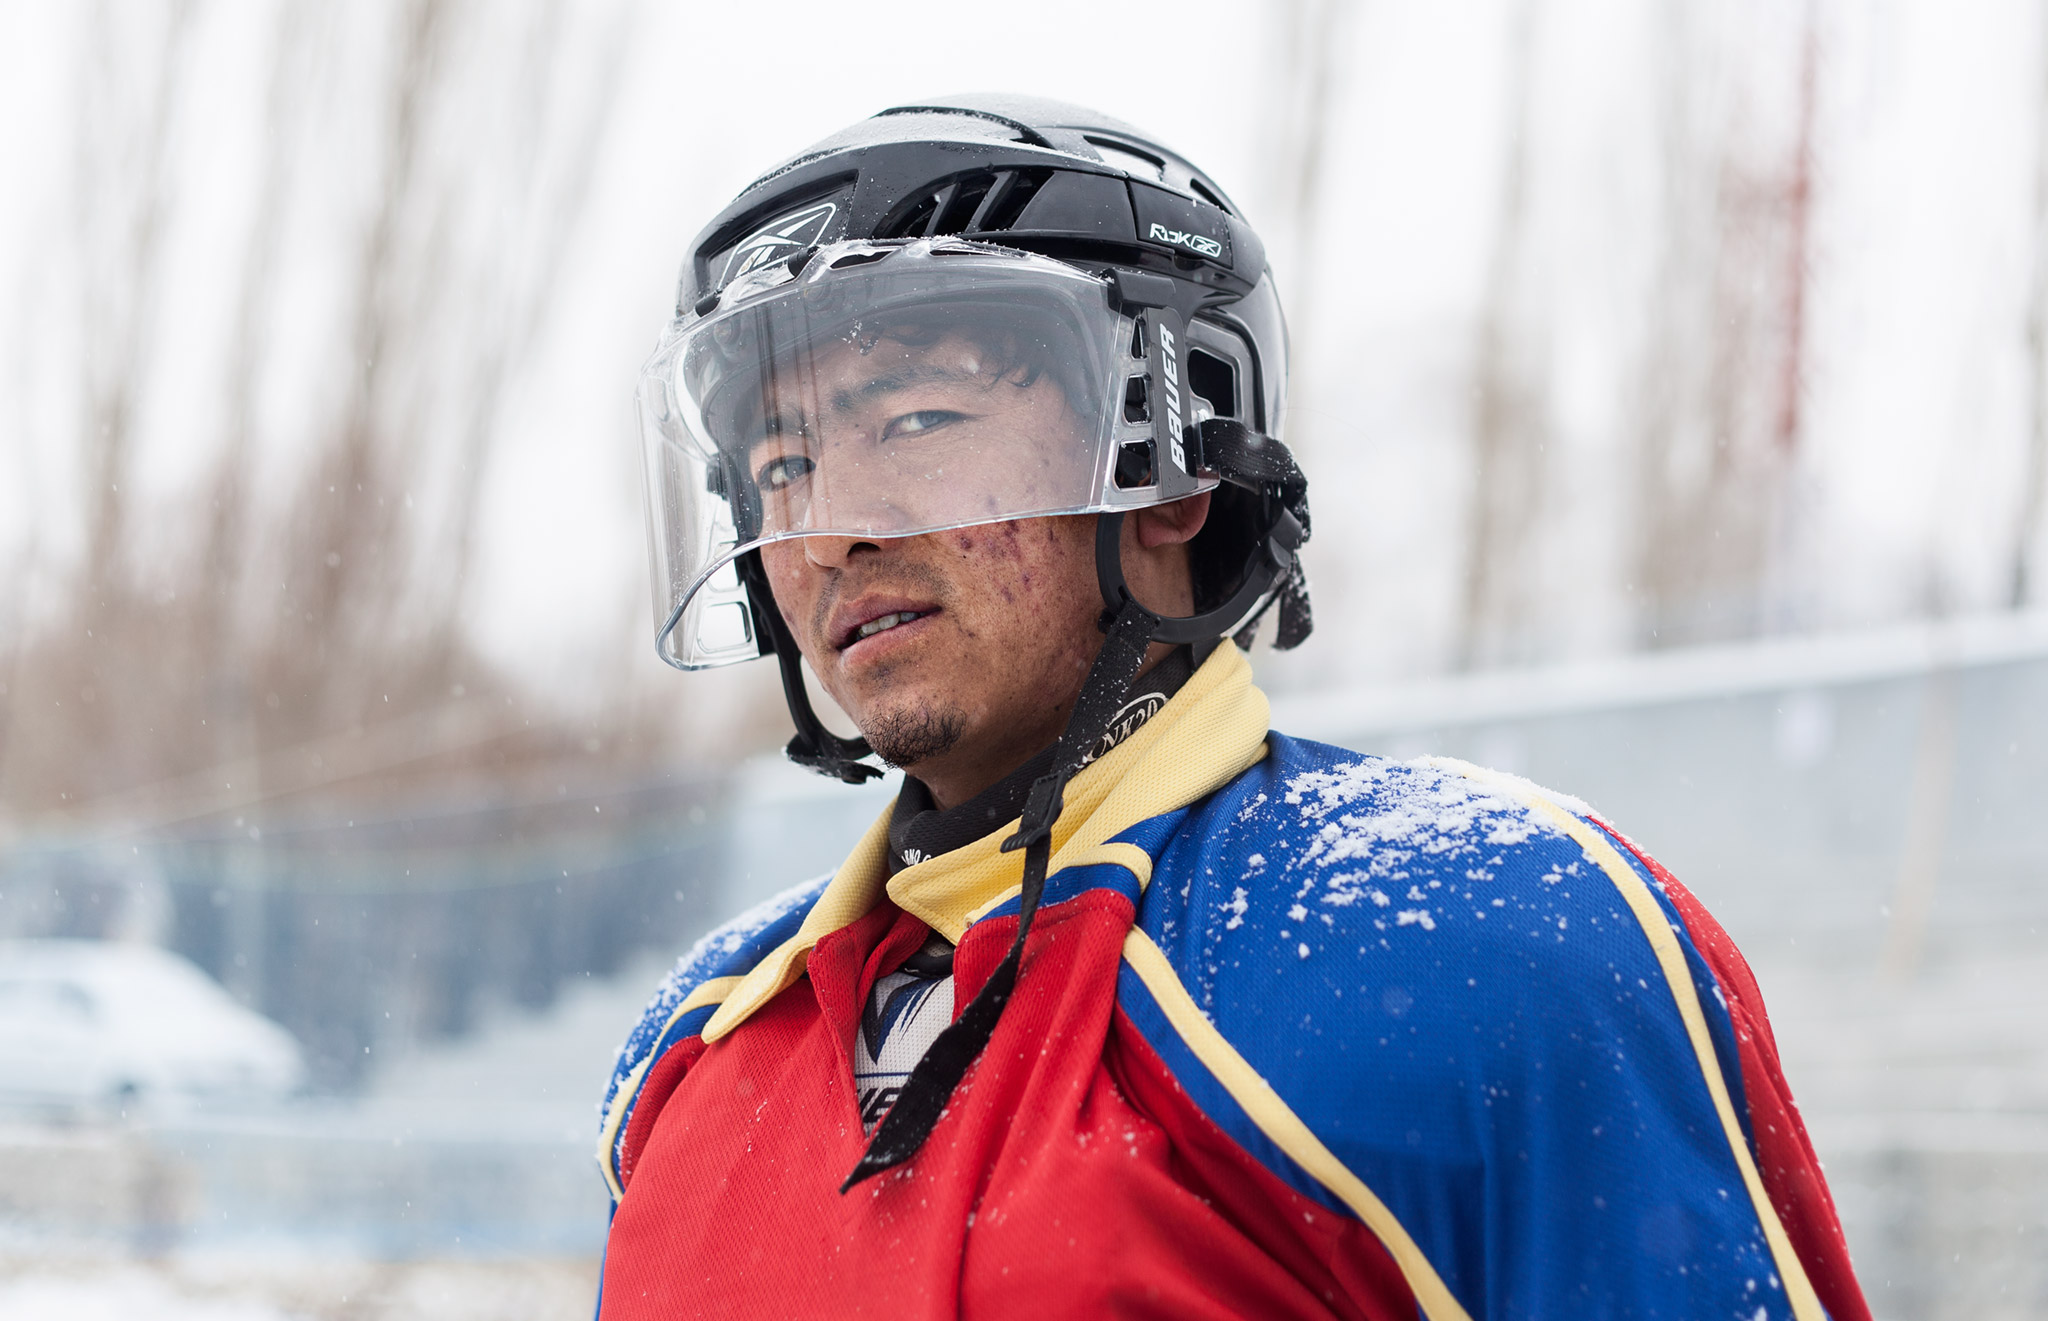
<box><xmin>700</xmin><ymin>641</ymin><xmax>1270</xmax><ymax>1044</ymax></box>
<box><xmin>884</xmin><ymin>646</ymin><xmax>1198</xmax><ymax>874</ymax></box>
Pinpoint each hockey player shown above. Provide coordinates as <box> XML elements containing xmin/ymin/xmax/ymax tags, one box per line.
<box><xmin>597</xmin><ymin>95</ymin><xmax>1871</xmax><ymax>1321</ymax></box>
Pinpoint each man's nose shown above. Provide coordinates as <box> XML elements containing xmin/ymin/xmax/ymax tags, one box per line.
<box><xmin>802</xmin><ymin>534</ymin><xmax>869</xmax><ymax>569</ymax></box>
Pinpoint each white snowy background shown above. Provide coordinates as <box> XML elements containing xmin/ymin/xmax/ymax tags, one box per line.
<box><xmin>7</xmin><ymin>0</ymin><xmax>2046</xmax><ymax>705</ymax></box>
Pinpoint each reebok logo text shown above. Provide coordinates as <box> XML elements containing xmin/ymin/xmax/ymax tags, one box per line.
<box><xmin>1147</xmin><ymin>222</ymin><xmax>1223</xmax><ymax>259</ymax></box>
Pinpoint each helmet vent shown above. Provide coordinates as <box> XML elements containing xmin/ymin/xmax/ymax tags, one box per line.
<box><xmin>1085</xmin><ymin>137</ymin><xmax>1165</xmax><ymax>182</ymax></box>
<box><xmin>877</xmin><ymin>169</ymin><xmax>1053</xmax><ymax>240</ymax></box>
<box><xmin>1187</xmin><ymin>177</ymin><xmax>1233</xmax><ymax>214</ymax></box>
<box><xmin>1187</xmin><ymin>348</ymin><xmax>1238</xmax><ymax>418</ymax></box>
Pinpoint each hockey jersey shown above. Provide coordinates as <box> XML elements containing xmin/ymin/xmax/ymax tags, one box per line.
<box><xmin>595</xmin><ymin>643</ymin><xmax>1870</xmax><ymax>1321</ymax></box>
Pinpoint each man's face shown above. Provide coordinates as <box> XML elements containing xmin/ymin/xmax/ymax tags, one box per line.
<box><xmin>754</xmin><ymin>328</ymin><xmax>1108</xmax><ymax>801</ymax></box>
<box><xmin>740</xmin><ymin>322</ymin><xmax>1095</xmax><ymax>538</ymax></box>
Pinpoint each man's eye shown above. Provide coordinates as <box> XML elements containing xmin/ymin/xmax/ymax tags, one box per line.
<box><xmin>883</xmin><ymin>409</ymin><xmax>960</xmax><ymax>440</ymax></box>
<box><xmin>754</xmin><ymin>453</ymin><xmax>815</xmax><ymax>491</ymax></box>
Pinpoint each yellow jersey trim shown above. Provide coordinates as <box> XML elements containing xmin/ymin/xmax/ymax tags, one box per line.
<box><xmin>1425</xmin><ymin>758</ymin><xmax>1827</xmax><ymax>1321</ymax></box>
<box><xmin>1120</xmin><ymin>927</ymin><xmax>1476</xmax><ymax>1321</ymax></box>
<box><xmin>963</xmin><ymin>840</ymin><xmax>1157</xmax><ymax>925</ymax></box>
<box><xmin>595</xmin><ymin>973</ymin><xmax>747</xmax><ymax>1198</ymax></box>
<box><xmin>701</xmin><ymin>807</ymin><xmax>894</xmax><ymax>1043</ymax></box>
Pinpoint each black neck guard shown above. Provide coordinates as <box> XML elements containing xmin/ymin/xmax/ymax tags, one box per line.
<box><xmin>883</xmin><ymin>646</ymin><xmax>1197</xmax><ymax>878</ymax></box>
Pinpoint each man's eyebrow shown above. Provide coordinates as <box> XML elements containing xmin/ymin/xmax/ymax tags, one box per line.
<box><xmin>827</xmin><ymin>361</ymin><xmax>982</xmax><ymax>415</ymax></box>
<box><xmin>750</xmin><ymin>405</ymin><xmax>808</xmax><ymax>447</ymax></box>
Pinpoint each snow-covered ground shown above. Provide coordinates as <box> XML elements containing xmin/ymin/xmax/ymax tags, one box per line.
<box><xmin>1761</xmin><ymin>947</ymin><xmax>2048</xmax><ymax>1321</ymax></box>
<box><xmin>0</xmin><ymin>1255</ymin><xmax>599</xmax><ymax>1321</ymax></box>
<box><xmin>0</xmin><ymin>954</ymin><xmax>668</xmax><ymax>1313</ymax></box>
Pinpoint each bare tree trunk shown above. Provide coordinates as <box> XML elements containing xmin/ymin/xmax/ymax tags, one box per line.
<box><xmin>0</xmin><ymin>535</ymin><xmax>35</xmax><ymax>809</ymax></box>
<box><xmin>1268</xmin><ymin>0</ymin><xmax>1354</xmax><ymax>360</ymax></box>
<box><xmin>75</xmin><ymin>0</ymin><xmax>195</xmax><ymax>606</ymax></box>
<box><xmin>1634</xmin><ymin>2</ymin><xmax>1813</xmax><ymax>648</ymax></box>
<box><xmin>76</xmin><ymin>0</ymin><xmax>195</xmax><ymax>614</ymax></box>
<box><xmin>56</xmin><ymin>0</ymin><xmax>198</xmax><ymax>808</ymax></box>
<box><xmin>0</xmin><ymin>390</ymin><xmax>43</xmax><ymax>805</ymax></box>
<box><xmin>1457</xmin><ymin>0</ymin><xmax>1546</xmax><ymax>671</ymax></box>
<box><xmin>1259</xmin><ymin>0</ymin><xmax>1357</xmax><ymax>475</ymax></box>
<box><xmin>264</xmin><ymin>0</ymin><xmax>449</xmax><ymax>748</ymax></box>
<box><xmin>1774</xmin><ymin>8</ymin><xmax>1817</xmax><ymax>458</ymax></box>
<box><xmin>198</xmin><ymin>0</ymin><xmax>306</xmax><ymax>766</ymax></box>
<box><xmin>426</xmin><ymin>0</ymin><xmax>633</xmax><ymax>685</ymax></box>
<box><xmin>2014</xmin><ymin>1</ymin><xmax>2048</xmax><ymax>609</ymax></box>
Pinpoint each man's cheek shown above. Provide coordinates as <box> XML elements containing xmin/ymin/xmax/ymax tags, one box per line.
<box><xmin>948</xmin><ymin>522</ymin><xmax>1017</xmax><ymax>557</ymax></box>
<box><xmin>757</xmin><ymin>553</ymin><xmax>803</xmax><ymax>616</ymax></box>
<box><xmin>759</xmin><ymin>572</ymin><xmax>822</xmax><ymax>662</ymax></box>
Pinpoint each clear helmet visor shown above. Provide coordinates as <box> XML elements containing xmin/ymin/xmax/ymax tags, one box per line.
<box><xmin>640</xmin><ymin>238</ymin><xmax>1215</xmax><ymax>668</ymax></box>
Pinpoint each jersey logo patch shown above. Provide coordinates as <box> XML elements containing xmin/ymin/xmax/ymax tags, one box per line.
<box><xmin>853</xmin><ymin>966</ymin><xmax>955</xmax><ymax>1134</ymax></box>
<box><xmin>1082</xmin><ymin>692</ymin><xmax>1168</xmax><ymax>767</ymax></box>
<box><xmin>861</xmin><ymin>977</ymin><xmax>945</xmax><ymax>1060</ymax></box>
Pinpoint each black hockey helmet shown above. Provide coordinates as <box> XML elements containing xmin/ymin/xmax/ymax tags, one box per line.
<box><xmin>640</xmin><ymin>94</ymin><xmax>1313</xmax><ymax>783</ymax></box>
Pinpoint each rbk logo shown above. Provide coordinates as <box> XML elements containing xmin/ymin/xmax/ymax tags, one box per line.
<box><xmin>1147</xmin><ymin>221</ymin><xmax>1223</xmax><ymax>259</ymax></box>
<box><xmin>724</xmin><ymin>201</ymin><xmax>839</xmax><ymax>281</ymax></box>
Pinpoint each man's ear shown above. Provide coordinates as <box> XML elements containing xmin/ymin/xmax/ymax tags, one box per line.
<box><xmin>1130</xmin><ymin>492</ymin><xmax>1212</xmax><ymax>550</ymax></box>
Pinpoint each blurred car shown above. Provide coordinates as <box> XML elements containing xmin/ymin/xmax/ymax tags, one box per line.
<box><xmin>0</xmin><ymin>938</ymin><xmax>306</xmax><ymax>1115</ymax></box>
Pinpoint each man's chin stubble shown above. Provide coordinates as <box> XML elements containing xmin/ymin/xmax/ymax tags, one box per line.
<box><xmin>861</xmin><ymin>703</ymin><xmax>968</xmax><ymax>770</ymax></box>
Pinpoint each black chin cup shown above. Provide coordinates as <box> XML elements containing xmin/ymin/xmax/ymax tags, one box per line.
<box><xmin>738</xmin><ymin>550</ymin><xmax>881</xmax><ymax>785</ymax></box>
<box><xmin>1094</xmin><ymin>499</ymin><xmax>1304</xmax><ymax>646</ymax></box>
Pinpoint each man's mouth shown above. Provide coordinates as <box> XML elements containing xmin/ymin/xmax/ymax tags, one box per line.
<box><xmin>855</xmin><ymin>610</ymin><xmax>926</xmax><ymax>641</ymax></box>
<box><xmin>830</xmin><ymin>599</ymin><xmax>940</xmax><ymax>651</ymax></box>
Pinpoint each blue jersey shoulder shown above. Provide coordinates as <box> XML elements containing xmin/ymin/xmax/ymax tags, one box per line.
<box><xmin>1136</xmin><ymin>735</ymin><xmax>1626</xmax><ymax>1015</ymax></box>
<box><xmin>1126</xmin><ymin>734</ymin><xmax>1793</xmax><ymax>1319</ymax></box>
<box><xmin>601</xmin><ymin>874</ymin><xmax>829</xmax><ymax>1137</ymax></box>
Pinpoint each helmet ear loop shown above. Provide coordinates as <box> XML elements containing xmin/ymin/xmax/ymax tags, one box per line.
<box><xmin>1095</xmin><ymin>505</ymin><xmax>1299</xmax><ymax>648</ymax></box>
<box><xmin>737</xmin><ymin>549</ymin><xmax>881</xmax><ymax>784</ymax></box>
<box><xmin>1093</xmin><ymin>511</ymin><xmax>1156</xmax><ymax>631</ymax></box>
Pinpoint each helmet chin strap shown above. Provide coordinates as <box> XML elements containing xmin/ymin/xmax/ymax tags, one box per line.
<box><xmin>740</xmin><ymin>550</ymin><xmax>882</xmax><ymax>785</ymax></box>
<box><xmin>840</xmin><ymin>507</ymin><xmax>1301</xmax><ymax>1190</ymax></box>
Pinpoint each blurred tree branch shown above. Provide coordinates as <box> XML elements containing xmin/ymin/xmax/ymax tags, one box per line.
<box><xmin>77</xmin><ymin>0</ymin><xmax>195</xmax><ymax>618</ymax></box>
<box><xmin>1632</xmin><ymin>0</ymin><xmax>1816</xmax><ymax>648</ymax></box>
<box><xmin>2015</xmin><ymin>2</ymin><xmax>2048</xmax><ymax>609</ymax></box>
<box><xmin>1457</xmin><ymin>0</ymin><xmax>1549</xmax><ymax>671</ymax></box>
<box><xmin>0</xmin><ymin>0</ymin><xmax>681</xmax><ymax>836</ymax></box>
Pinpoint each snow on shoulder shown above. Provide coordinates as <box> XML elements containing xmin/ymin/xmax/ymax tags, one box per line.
<box><xmin>1133</xmin><ymin>737</ymin><xmax>1673</xmax><ymax>1070</ymax></box>
<box><xmin>1274</xmin><ymin>755</ymin><xmax>1595</xmax><ymax>929</ymax></box>
<box><xmin>607</xmin><ymin>873</ymin><xmax>829</xmax><ymax>1092</ymax></box>
<box><xmin>657</xmin><ymin>873</ymin><xmax>832</xmax><ymax>1004</ymax></box>
<box><xmin>1154</xmin><ymin>740</ymin><xmax>1626</xmax><ymax>980</ymax></box>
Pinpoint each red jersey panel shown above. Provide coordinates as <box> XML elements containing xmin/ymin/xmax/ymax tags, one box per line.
<box><xmin>601</xmin><ymin>891</ymin><xmax>1414</xmax><ymax>1320</ymax></box>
